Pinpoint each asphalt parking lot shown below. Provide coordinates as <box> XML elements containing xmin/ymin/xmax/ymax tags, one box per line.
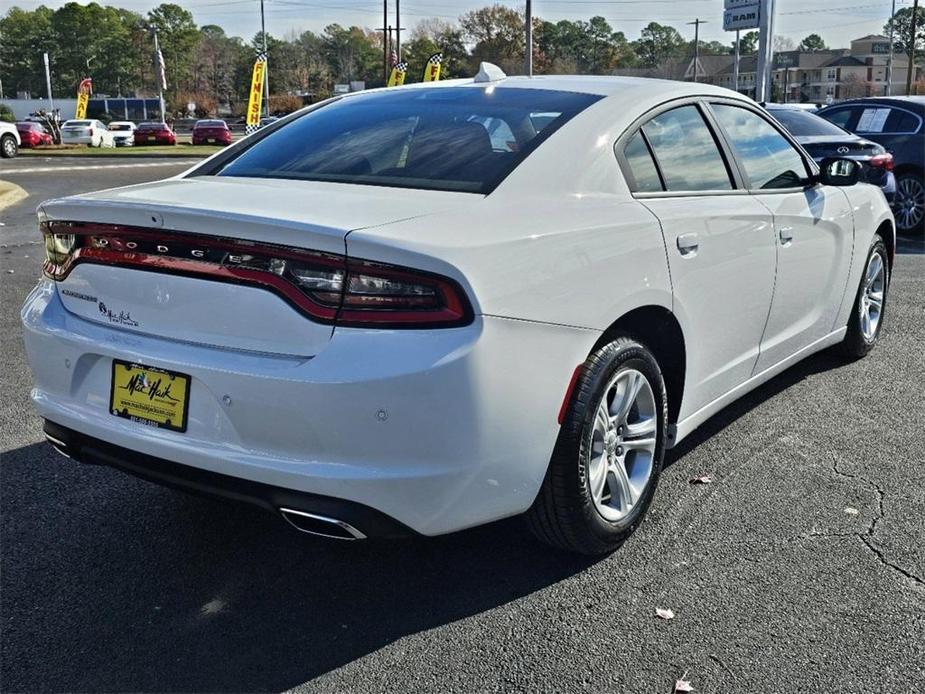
<box><xmin>1</xmin><ymin>158</ymin><xmax>923</xmax><ymax>693</ymax></box>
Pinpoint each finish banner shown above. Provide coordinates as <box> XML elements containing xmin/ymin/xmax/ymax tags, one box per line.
<box><xmin>422</xmin><ymin>52</ymin><xmax>443</xmax><ymax>82</ymax></box>
<box><xmin>75</xmin><ymin>78</ymin><xmax>92</xmax><ymax>119</ymax></box>
<box><xmin>245</xmin><ymin>54</ymin><xmax>267</xmax><ymax>135</ymax></box>
<box><xmin>387</xmin><ymin>61</ymin><xmax>408</xmax><ymax>87</ymax></box>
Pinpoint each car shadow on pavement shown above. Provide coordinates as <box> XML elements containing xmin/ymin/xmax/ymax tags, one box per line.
<box><xmin>0</xmin><ymin>442</ymin><xmax>597</xmax><ymax>693</ymax></box>
<box><xmin>665</xmin><ymin>347</ymin><xmax>850</xmax><ymax>466</ymax></box>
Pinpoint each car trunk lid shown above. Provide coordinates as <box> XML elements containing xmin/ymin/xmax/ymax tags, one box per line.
<box><xmin>41</xmin><ymin>176</ymin><xmax>477</xmax><ymax>356</ymax></box>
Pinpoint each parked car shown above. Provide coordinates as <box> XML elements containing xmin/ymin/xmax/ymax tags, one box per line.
<box><xmin>259</xmin><ymin>116</ymin><xmax>279</xmax><ymax>128</ymax></box>
<box><xmin>133</xmin><ymin>122</ymin><xmax>177</xmax><ymax>146</ymax></box>
<box><xmin>817</xmin><ymin>97</ymin><xmax>925</xmax><ymax>233</ymax></box>
<box><xmin>191</xmin><ymin>119</ymin><xmax>232</xmax><ymax>146</ymax></box>
<box><xmin>23</xmin><ymin>72</ymin><xmax>894</xmax><ymax>554</ymax></box>
<box><xmin>15</xmin><ymin>121</ymin><xmax>54</xmax><ymax>148</ymax></box>
<box><xmin>0</xmin><ymin>121</ymin><xmax>20</xmax><ymax>158</ymax></box>
<box><xmin>108</xmin><ymin>121</ymin><xmax>136</xmax><ymax>147</ymax></box>
<box><xmin>60</xmin><ymin>119</ymin><xmax>114</xmax><ymax>147</ymax></box>
<box><xmin>766</xmin><ymin>105</ymin><xmax>895</xmax><ymax>203</ymax></box>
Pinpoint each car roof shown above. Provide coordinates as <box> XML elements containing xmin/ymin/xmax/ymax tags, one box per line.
<box><xmin>821</xmin><ymin>96</ymin><xmax>925</xmax><ymax>110</ymax></box>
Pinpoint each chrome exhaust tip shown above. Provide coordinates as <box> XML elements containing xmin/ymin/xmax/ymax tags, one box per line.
<box><xmin>279</xmin><ymin>508</ymin><xmax>366</xmax><ymax>540</ymax></box>
<box><xmin>45</xmin><ymin>433</ymin><xmax>72</xmax><ymax>459</ymax></box>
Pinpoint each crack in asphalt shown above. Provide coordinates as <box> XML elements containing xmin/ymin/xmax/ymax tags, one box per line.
<box><xmin>819</xmin><ymin>455</ymin><xmax>925</xmax><ymax>588</ymax></box>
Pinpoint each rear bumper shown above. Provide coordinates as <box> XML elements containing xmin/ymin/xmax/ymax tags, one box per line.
<box><xmin>43</xmin><ymin>419</ymin><xmax>415</xmax><ymax>538</ymax></box>
<box><xmin>22</xmin><ymin>280</ymin><xmax>598</xmax><ymax>535</ymax></box>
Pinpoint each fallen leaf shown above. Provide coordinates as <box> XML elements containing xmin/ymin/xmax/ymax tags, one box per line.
<box><xmin>674</xmin><ymin>671</ymin><xmax>695</xmax><ymax>692</ymax></box>
<box><xmin>844</xmin><ymin>507</ymin><xmax>860</xmax><ymax>515</ymax></box>
<box><xmin>655</xmin><ymin>607</ymin><xmax>675</xmax><ymax>620</ymax></box>
<box><xmin>689</xmin><ymin>474</ymin><xmax>713</xmax><ymax>485</ymax></box>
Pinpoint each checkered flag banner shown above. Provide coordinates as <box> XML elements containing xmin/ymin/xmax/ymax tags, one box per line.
<box><xmin>422</xmin><ymin>52</ymin><xmax>443</xmax><ymax>82</ymax></box>
<box><xmin>245</xmin><ymin>52</ymin><xmax>268</xmax><ymax>135</ymax></box>
<box><xmin>387</xmin><ymin>60</ymin><xmax>408</xmax><ymax>87</ymax></box>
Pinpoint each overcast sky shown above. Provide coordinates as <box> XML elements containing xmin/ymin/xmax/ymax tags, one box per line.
<box><xmin>10</xmin><ymin>0</ymin><xmax>914</xmax><ymax>49</ymax></box>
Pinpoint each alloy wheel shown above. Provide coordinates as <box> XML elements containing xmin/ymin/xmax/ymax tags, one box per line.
<box><xmin>2</xmin><ymin>137</ymin><xmax>15</xmax><ymax>157</ymax></box>
<box><xmin>860</xmin><ymin>251</ymin><xmax>885</xmax><ymax>341</ymax></box>
<box><xmin>587</xmin><ymin>368</ymin><xmax>658</xmax><ymax>522</ymax></box>
<box><xmin>895</xmin><ymin>175</ymin><xmax>925</xmax><ymax>231</ymax></box>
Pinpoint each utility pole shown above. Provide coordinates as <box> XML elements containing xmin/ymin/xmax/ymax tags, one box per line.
<box><xmin>43</xmin><ymin>52</ymin><xmax>54</xmax><ymax>111</ymax></box>
<box><xmin>886</xmin><ymin>0</ymin><xmax>897</xmax><ymax>95</ymax></box>
<box><xmin>755</xmin><ymin>0</ymin><xmax>775</xmax><ymax>102</ymax></box>
<box><xmin>382</xmin><ymin>0</ymin><xmax>389</xmax><ymax>83</ymax></box>
<box><xmin>152</xmin><ymin>28</ymin><xmax>165</xmax><ymax>123</ymax></box>
<box><xmin>395</xmin><ymin>0</ymin><xmax>401</xmax><ymax>62</ymax></box>
<box><xmin>688</xmin><ymin>19</ymin><xmax>706</xmax><ymax>82</ymax></box>
<box><xmin>733</xmin><ymin>29</ymin><xmax>741</xmax><ymax>92</ymax></box>
<box><xmin>260</xmin><ymin>0</ymin><xmax>269</xmax><ymax>116</ymax></box>
<box><xmin>907</xmin><ymin>0</ymin><xmax>920</xmax><ymax>95</ymax></box>
<box><xmin>525</xmin><ymin>0</ymin><xmax>533</xmax><ymax>76</ymax></box>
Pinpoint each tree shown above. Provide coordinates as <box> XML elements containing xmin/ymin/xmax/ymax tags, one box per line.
<box><xmin>147</xmin><ymin>3</ymin><xmax>199</xmax><ymax>98</ymax></box>
<box><xmin>774</xmin><ymin>35</ymin><xmax>796</xmax><ymax>52</ymax></box>
<box><xmin>403</xmin><ymin>19</ymin><xmax>470</xmax><ymax>79</ymax></box>
<box><xmin>459</xmin><ymin>4</ymin><xmax>524</xmax><ymax>74</ymax></box>
<box><xmin>633</xmin><ymin>22</ymin><xmax>685</xmax><ymax>68</ymax></box>
<box><xmin>733</xmin><ymin>31</ymin><xmax>758</xmax><ymax>55</ymax></box>
<box><xmin>840</xmin><ymin>72</ymin><xmax>873</xmax><ymax>99</ymax></box>
<box><xmin>0</xmin><ymin>7</ymin><xmax>56</xmax><ymax>98</ymax></box>
<box><xmin>884</xmin><ymin>6</ymin><xmax>925</xmax><ymax>59</ymax></box>
<box><xmin>536</xmin><ymin>17</ymin><xmax>634</xmax><ymax>74</ymax></box>
<box><xmin>798</xmin><ymin>33</ymin><xmax>827</xmax><ymax>51</ymax></box>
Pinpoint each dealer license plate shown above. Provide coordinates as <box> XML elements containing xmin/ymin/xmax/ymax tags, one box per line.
<box><xmin>110</xmin><ymin>360</ymin><xmax>190</xmax><ymax>432</ymax></box>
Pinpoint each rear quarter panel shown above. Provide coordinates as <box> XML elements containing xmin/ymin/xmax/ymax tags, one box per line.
<box><xmin>833</xmin><ymin>183</ymin><xmax>896</xmax><ymax>331</ymax></box>
<box><xmin>346</xmin><ymin>194</ymin><xmax>672</xmax><ymax>331</ymax></box>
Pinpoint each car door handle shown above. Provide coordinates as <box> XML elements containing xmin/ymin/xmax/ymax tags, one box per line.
<box><xmin>779</xmin><ymin>226</ymin><xmax>794</xmax><ymax>246</ymax></box>
<box><xmin>677</xmin><ymin>233</ymin><xmax>699</xmax><ymax>257</ymax></box>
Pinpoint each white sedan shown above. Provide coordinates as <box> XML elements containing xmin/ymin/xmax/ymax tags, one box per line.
<box><xmin>108</xmin><ymin>121</ymin><xmax>136</xmax><ymax>146</ymax></box>
<box><xmin>22</xmin><ymin>69</ymin><xmax>894</xmax><ymax>553</ymax></box>
<box><xmin>60</xmin><ymin>119</ymin><xmax>114</xmax><ymax>147</ymax></box>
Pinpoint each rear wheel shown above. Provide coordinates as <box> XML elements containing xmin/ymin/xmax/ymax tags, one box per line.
<box><xmin>894</xmin><ymin>171</ymin><xmax>924</xmax><ymax>234</ymax></box>
<box><xmin>839</xmin><ymin>234</ymin><xmax>889</xmax><ymax>358</ymax></box>
<box><xmin>527</xmin><ymin>336</ymin><xmax>667</xmax><ymax>555</ymax></box>
<box><xmin>1</xmin><ymin>134</ymin><xmax>17</xmax><ymax>158</ymax></box>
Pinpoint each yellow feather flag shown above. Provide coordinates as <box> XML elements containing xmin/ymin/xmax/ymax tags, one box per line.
<box><xmin>75</xmin><ymin>78</ymin><xmax>92</xmax><ymax>119</ymax></box>
<box><xmin>422</xmin><ymin>52</ymin><xmax>443</xmax><ymax>82</ymax></box>
<box><xmin>245</xmin><ymin>53</ymin><xmax>267</xmax><ymax>134</ymax></box>
<box><xmin>387</xmin><ymin>61</ymin><xmax>408</xmax><ymax>87</ymax></box>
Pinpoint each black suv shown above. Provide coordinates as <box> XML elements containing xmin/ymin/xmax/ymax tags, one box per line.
<box><xmin>817</xmin><ymin>97</ymin><xmax>924</xmax><ymax>234</ymax></box>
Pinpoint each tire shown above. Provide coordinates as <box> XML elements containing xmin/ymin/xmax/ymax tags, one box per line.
<box><xmin>838</xmin><ymin>234</ymin><xmax>889</xmax><ymax>359</ymax></box>
<box><xmin>0</xmin><ymin>134</ymin><xmax>17</xmax><ymax>158</ymax></box>
<box><xmin>894</xmin><ymin>170</ymin><xmax>925</xmax><ymax>235</ymax></box>
<box><xmin>527</xmin><ymin>336</ymin><xmax>668</xmax><ymax>555</ymax></box>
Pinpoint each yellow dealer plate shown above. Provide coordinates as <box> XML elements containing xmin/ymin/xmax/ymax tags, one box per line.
<box><xmin>110</xmin><ymin>360</ymin><xmax>191</xmax><ymax>432</ymax></box>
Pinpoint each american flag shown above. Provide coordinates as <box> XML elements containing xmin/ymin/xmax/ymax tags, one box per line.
<box><xmin>156</xmin><ymin>47</ymin><xmax>167</xmax><ymax>90</ymax></box>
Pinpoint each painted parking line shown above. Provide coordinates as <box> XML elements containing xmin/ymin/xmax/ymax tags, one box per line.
<box><xmin>1</xmin><ymin>160</ymin><xmax>201</xmax><ymax>175</ymax></box>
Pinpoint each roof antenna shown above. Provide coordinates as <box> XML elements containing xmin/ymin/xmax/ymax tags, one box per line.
<box><xmin>474</xmin><ymin>62</ymin><xmax>507</xmax><ymax>83</ymax></box>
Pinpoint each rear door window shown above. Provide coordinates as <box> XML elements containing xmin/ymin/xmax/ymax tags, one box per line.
<box><xmin>712</xmin><ymin>104</ymin><xmax>809</xmax><ymax>190</ymax></box>
<box><xmin>640</xmin><ymin>105</ymin><xmax>733</xmax><ymax>192</ymax></box>
<box><xmin>622</xmin><ymin>132</ymin><xmax>663</xmax><ymax>192</ymax></box>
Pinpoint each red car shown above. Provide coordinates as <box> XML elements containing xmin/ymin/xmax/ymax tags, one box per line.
<box><xmin>134</xmin><ymin>122</ymin><xmax>176</xmax><ymax>146</ymax></box>
<box><xmin>191</xmin><ymin>119</ymin><xmax>232</xmax><ymax>146</ymax></box>
<box><xmin>16</xmin><ymin>122</ymin><xmax>53</xmax><ymax>148</ymax></box>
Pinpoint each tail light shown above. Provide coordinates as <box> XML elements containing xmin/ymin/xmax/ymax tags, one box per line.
<box><xmin>88</xmin><ymin>128</ymin><xmax>94</xmax><ymax>137</ymax></box>
<box><xmin>41</xmin><ymin>221</ymin><xmax>472</xmax><ymax>328</ymax></box>
<box><xmin>869</xmin><ymin>153</ymin><xmax>893</xmax><ymax>170</ymax></box>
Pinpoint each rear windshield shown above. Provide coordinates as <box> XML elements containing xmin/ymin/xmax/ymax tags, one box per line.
<box><xmin>137</xmin><ymin>123</ymin><xmax>164</xmax><ymax>130</ymax></box>
<box><xmin>110</xmin><ymin>123</ymin><xmax>133</xmax><ymax>131</ymax></box>
<box><xmin>769</xmin><ymin>109</ymin><xmax>848</xmax><ymax>137</ymax></box>
<box><xmin>196</xmin><ymin>120</ymin><xmax>226</xmax><ymax>128</ymax></box>
<box><xmin>216</xmin><ymin>87</ymin><xmax>602</xmax><ymax>194</ymax></box>
<box><xmin>65</xmin><ymin>120</ymin><xmax>92</xmax><ymax>127</ymax></box>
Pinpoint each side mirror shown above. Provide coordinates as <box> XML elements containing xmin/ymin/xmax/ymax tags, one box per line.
<box><xmin>818</xmin><ymin>157</ymin><xmax>861</xmax><ymax>186</ymax></box>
